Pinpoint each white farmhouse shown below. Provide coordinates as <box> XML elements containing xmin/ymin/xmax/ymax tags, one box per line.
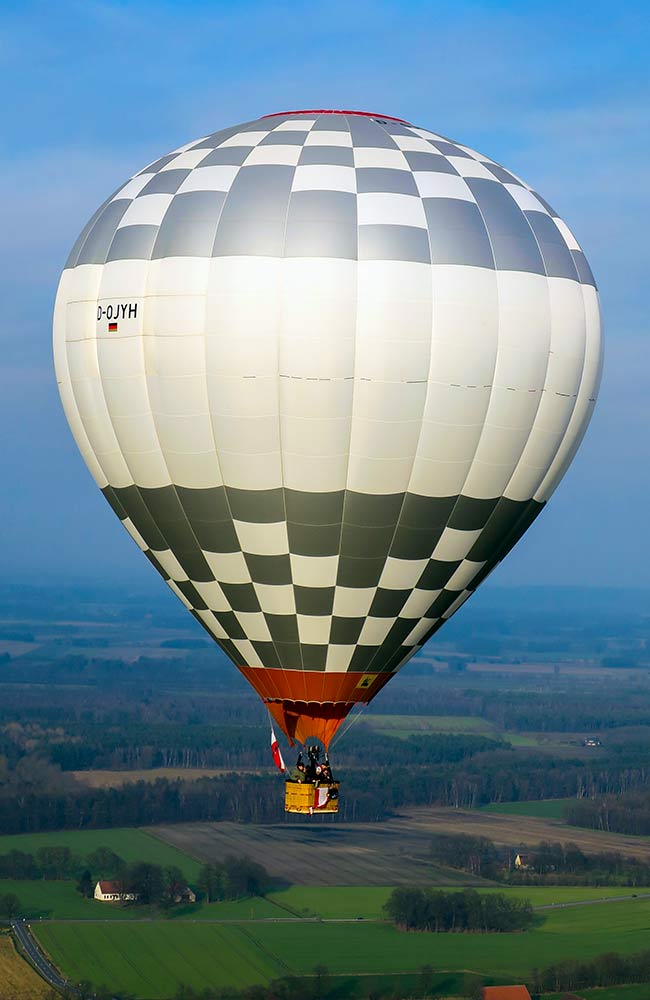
<box><xmin>94</xmin><ymin>880</ymin><xmax>138</xmax><ymax>903</ymax></box>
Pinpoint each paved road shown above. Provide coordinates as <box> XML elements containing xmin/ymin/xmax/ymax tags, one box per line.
<box><xmin>12</xmin><ymin>919</ymin><xmax>80</xmax><ymax>995</ymax></box>
<box><xmin>535</xmin><ymin>891</ymin><xmax>650</xmax><ymax>910</ymax></box>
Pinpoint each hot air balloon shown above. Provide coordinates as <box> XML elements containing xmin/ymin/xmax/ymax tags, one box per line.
<box><xmin>53</xmin><ymin>110</ymin><xmax>602</xmax><ymax>813</ymax></box>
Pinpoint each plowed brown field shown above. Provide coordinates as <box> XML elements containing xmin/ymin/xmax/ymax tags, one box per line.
<box><xmin>151</xmin><ymin>806</ymin><xmax>650</xmax><ymax>885</ymax></box>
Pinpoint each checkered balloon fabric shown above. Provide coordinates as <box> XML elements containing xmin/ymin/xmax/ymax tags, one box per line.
<box><xmin>54</xmin><ymin>110</ymin><xmax>602</xmax><ymax>731</ymax></box>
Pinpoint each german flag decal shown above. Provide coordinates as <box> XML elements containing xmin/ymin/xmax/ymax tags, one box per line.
<box><xmin>108</xmin><ymin>322</ymin><xmax>118</xmax><ymax>332</ymax></box>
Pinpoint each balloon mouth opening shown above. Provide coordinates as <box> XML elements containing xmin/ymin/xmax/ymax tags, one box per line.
<box><xmin>237</xmin><ymin>666</ymin><xmax>393</xmax><ymax>748</ymax></box>
<box><xmin>265</xmin><ymin>698</ymin><xmax>353</xmax><ymax>749</ymax></box>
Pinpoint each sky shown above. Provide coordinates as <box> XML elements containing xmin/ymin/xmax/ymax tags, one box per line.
<box><xmin>1</xmin><ymin>0</ymin><xmax>648</xmax><ymax>589</ymax></box>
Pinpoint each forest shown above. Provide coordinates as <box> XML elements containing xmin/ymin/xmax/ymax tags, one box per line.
<box><xmin>7</xmin><ymin>745</ymin><xmax>650</xmax><ymax>832</ymax></box>
<box><xmin>383</xmin><ymin>887</ymin><xmax>534</xmax><ymax>932</ymax></box>
<box><xmin>531</xmin><ymin>947</ymin><xmax>650</xmax><ymax>994</ymax></box>
<box><xmin>566</xmin><ymin>791</ymin><xmax>650</xmax><ymax>836</ymax></box>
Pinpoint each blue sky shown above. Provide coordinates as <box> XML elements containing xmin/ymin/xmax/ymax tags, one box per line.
<box><xmin>1</xmin><ymin>0</ymin><xmax>648</xmax><ymax>587</ymax></box>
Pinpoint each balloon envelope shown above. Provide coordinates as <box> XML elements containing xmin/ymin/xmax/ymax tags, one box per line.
<box><xmin>53</xmin><ymin>110</ymin><xmax>602</xmax><ymax>747</ymax></box>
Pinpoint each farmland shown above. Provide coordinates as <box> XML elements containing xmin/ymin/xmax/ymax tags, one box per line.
<box><xmin>0</xmin><ymin>934</ymin><xmax>49</xmax><ymax>999</ymax></box>
<box><xmin>35</xmin><ymin>922</ymin><xmax>285</xmax><ymax>996</ymax></box>
<box><xmin>153</xmin><ymin>806</ymin><xmax>650</xmax><ymax>887</ymax></box>
<box><xmin>0</xmin><ymin>827</ymin><xmax>202</xmax><ymax>880</ymax></box>
<box><xmin>2</xmin><ymin>879</ymin><xmax>646</xmax><ymax>923</ymax></box>
<box><xmin>268</xmin><ymin>884</ymin><xmax>650</xmax><ymax>919</ymax></box>
<box><xmin>32</xmin><ymin>896</ymin><xmax>650</xmax><ymax>998</ymax></box>
<box><xmin>363</xmin><ymin>714</ymin><xmax>497</xmax><ymax>736</ymax></box>
<box><xmin>481</xmin><ymin>798</ymin><xmax>574</xmax><ymax>819</ymax></box>
<box><xmin>72</xmin><ymin>767</ymin><xmax>266</xmax><ymax>787</ymax></box>
<box><xmin>152</xmin><ymin>816</ymin><xmax>480</xmax><ymax>886</ymax></box>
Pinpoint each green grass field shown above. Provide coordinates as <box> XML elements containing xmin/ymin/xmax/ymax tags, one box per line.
<box><xmin>6</xmin><ymin>879</ymin><xmax>646</xmax><ymax>922</ymax></box>
<box><xmin>35</xmin><ymin>923</ymin><xmax>284</xmax><ymax>996</ymax></box>
<box><xmin>269</xmin><ymin>885</ymin><xmax>650</xmax><ymax>919</ymax></box>
<box><xmin>0</xmin><ymin>879</ymin><xmax>147</xmax><ymax>920</ymax></box>
<box><xmin>33</xmin><ymin>896</ymin><xmax>650</xmax><ymax>997</ymax></box>
<box><xmin>0</xmin><ymin>879</ymin><xmax>292</xmax><ymax>921</ymax></box>
<box><xmin>0</xmin><ymin>828</ymin><xmax>201</xmax><ymax>880</ymax></box>
<box><xmin>364</xmin><ymin>714</ymin><xmax>497</xmax><ymax>736</ymax></box>
<box><xmin>247</xmin><ymin>898</ymin><xmax>650</xmax><ymax>977</ymax></box>
<box><xmin>480</xmin><ymin>798</ymin><xmax>575</xmax><ymax>818</ymax></box>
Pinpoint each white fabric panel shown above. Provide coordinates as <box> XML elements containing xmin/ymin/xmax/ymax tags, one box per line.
<box><xmin>292</xmin><ymin>165</ymin><xmax>356</xmax><ymax>192</ymax></box>
<box><xmin>154</xmin><ymin>549</ymin><xmax>189</xmax><ymax>581</ymax></box>
<box><xmin>446</xmin><ymin>560</ymin><xmax>485</xmax><ymax>591</ymax></box>
<box><xmin>449</xmin><ymin>158</ymin><xmax>497</xmax><ymax>180</ymax></box>
<box><xmin>64</xmin><ymin>263</ymin><xmax>103</xmax><ymax>305</ymax></box>
<box><xmin>54</xmin><ymin>277</ymin><xmax>108</xmax><ymax>487</ymax></box>
<box><xmin>177</xmin><ymin>166</ymin><xmax>239</xmax><ymax>192</ymax></box>
<box><xmin>113</xmin><ymin>174</ymin><xmax>155</xmax><ymax>200</ymax></box>
<box><xmin>245</xmin><ymin>145</ymin><xmax>302</xmax><ymax>166</ymax></box>
<box><xmin>274</xmin><ymin>119</ymin><xmax>316</xmax><ymax>130</ymax></box>
<box><xmin>414</xmin><ymin>173</ymin><xmax>474</xmax><ymax>200</ymax></box>
<box><xmin>148</xmin><ymin>257</ymin><xmax>211</xmax><ymax>297</ymax></box>
<box><xmin>297</xmin><ymin>615</ymin><xmax>331</xmax><ymax>644</ymax></box>
<box><xmin>68</xmin><ymin>354</ymin><xmax>136</xmax><ymax>489</ymax></box>
<box><xmin>304</xmin><ymin>130</ymin><xmax>353</xmax><ymax>146</ymax></box>
<box><xmin>505</xmin><ymin>278</ymin><xmax>585</xmax><ymax>501</ymax></box>
<box><xmin>252</xmin><ymin>584</ymin><xmax>296</xmax><ymax>614</ymax></box>
<box><xmin>358</xmin><ymin>617</ymin><xmax>394</xmax><ymax>645</ymax></box>
<box><xmin>193</xmin><ymin>580</ymin><xmax>230</xmax><ymax>609</ymax></box>
<box><xmin>161</xmin><ymin>149</ymin><xmax>212</xmax><ymax>170</ymax></box>
<box><xmin>220</xmin><ymin>131</ymin><xmax>268</xmax><ymax>147</ymax></box>
<box><xmin>290</xmin><ymin>555</ymin><xmax>339</xmax><ymax>588</ymax></box>
<box><xmin>379</xmin><ymin>558</ymin><xmax>429</xmax><ymax>590</ymax></box>
<box><xmin>535</xmin><ymin>285</ymin><xmax>603</xmax><ymax>501</ymax></box>
<box><xmin>333</xmin><ymin>588</ymin><xmax>375</xmax><ymax>617</ymax></box>
<box><xmin>117</xmin><ymin>194</ymin><xmax>173</xmax><ymax>228</ymax></box>
<box><xmin>432</xmin><ymin>527</ymin><xmax>482</xmax><ymax>561</ymax></box>
<box><xmin>353</xmin><ymin>148</ymin><xmax>409</xmax><ymax>168</ymax></box>
<box><xmin>400</xmin><ymin>588</ymin><xmax>441</xmax><ymax>618</ymax></box>
<box><xmin>203</xmin><ymin>550</ymin><xmax>249</xmax><ymax>583</ymax></box>
<box><xmin>143</xmin><ymin>295</ymin><xmax>207</xmax><ymax>338</ymax></box>
<box><xmin>325</xmin><ymin>646</ymin><xmax>355</xmax><ymax>671</ymax></box>
<box><xmin>236</xmin><ymin>613</ymin><xmax>272</xmax><ymax>642</ymax></box>
<box><xmin>235</xmin><ymin>521</ymin><xmax>289</xmax><ymax>556</ymax></box>
<box><xmin>282</xmin><ymin>258</ymin><xmax>357</xmax><ymax>341</ymax></box>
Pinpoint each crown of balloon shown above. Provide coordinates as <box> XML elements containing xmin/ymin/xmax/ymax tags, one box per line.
<box><xmin>261</xmin><ymin>109</ymin><xmax>412</xmax><ymax>123</ymax></box>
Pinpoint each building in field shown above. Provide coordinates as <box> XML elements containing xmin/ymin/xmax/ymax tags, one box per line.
<box><xmin>482</xmin><ymin>987</ymin><xmax>532</xmax><ymax>1000</ymax></box>
<box><xmin>94</xmin><ymin>880</ymin><xmax>138</xmax><ymax>903</ymax></box>
<box><xmin>513</xmin><ymin>852</ymin><xmax>535</xmax><ymax>870</ymax></box>
<box><xmin>170</xmin><ymin>884</ymin><xmax>197</xmax><ymax>904</ymax></box>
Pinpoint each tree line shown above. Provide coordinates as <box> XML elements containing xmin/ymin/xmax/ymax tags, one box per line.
<box><xmin>430</xmin><ymin>831</ymin><xmax>650</xmax><ymax>886</ymax></box>
<box><xmin>10</xmin><ymin>721</ymin><xmax>503</xmax><ymax>773</ymax></box>
<box><xmin>566</xmin><ymin>791</ymin><xmax>650</xmax><ymax>836</ymax></box>
<box><xmin>531</xmin><ymin>946</ymin><xmax>650</xmax><ymax>994</ymax></box>
<box><xmin>7</xmin><ymin>751</ymin><xmax>650</xmax><ymax>833</ymax></box>
<box><xmin>196</xmin><ymin>858</ymin><xmax>270</xmax><ymax>901</ymax></box>
<box><xmin>79</xmin><ymin>860</ymin><xmax>190</xmax><ymax>906</ymax></box>
<box><xmin>383</xmin><ymin>887</ymin><xmax>534</xmax><ymax>933</ymax></box>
